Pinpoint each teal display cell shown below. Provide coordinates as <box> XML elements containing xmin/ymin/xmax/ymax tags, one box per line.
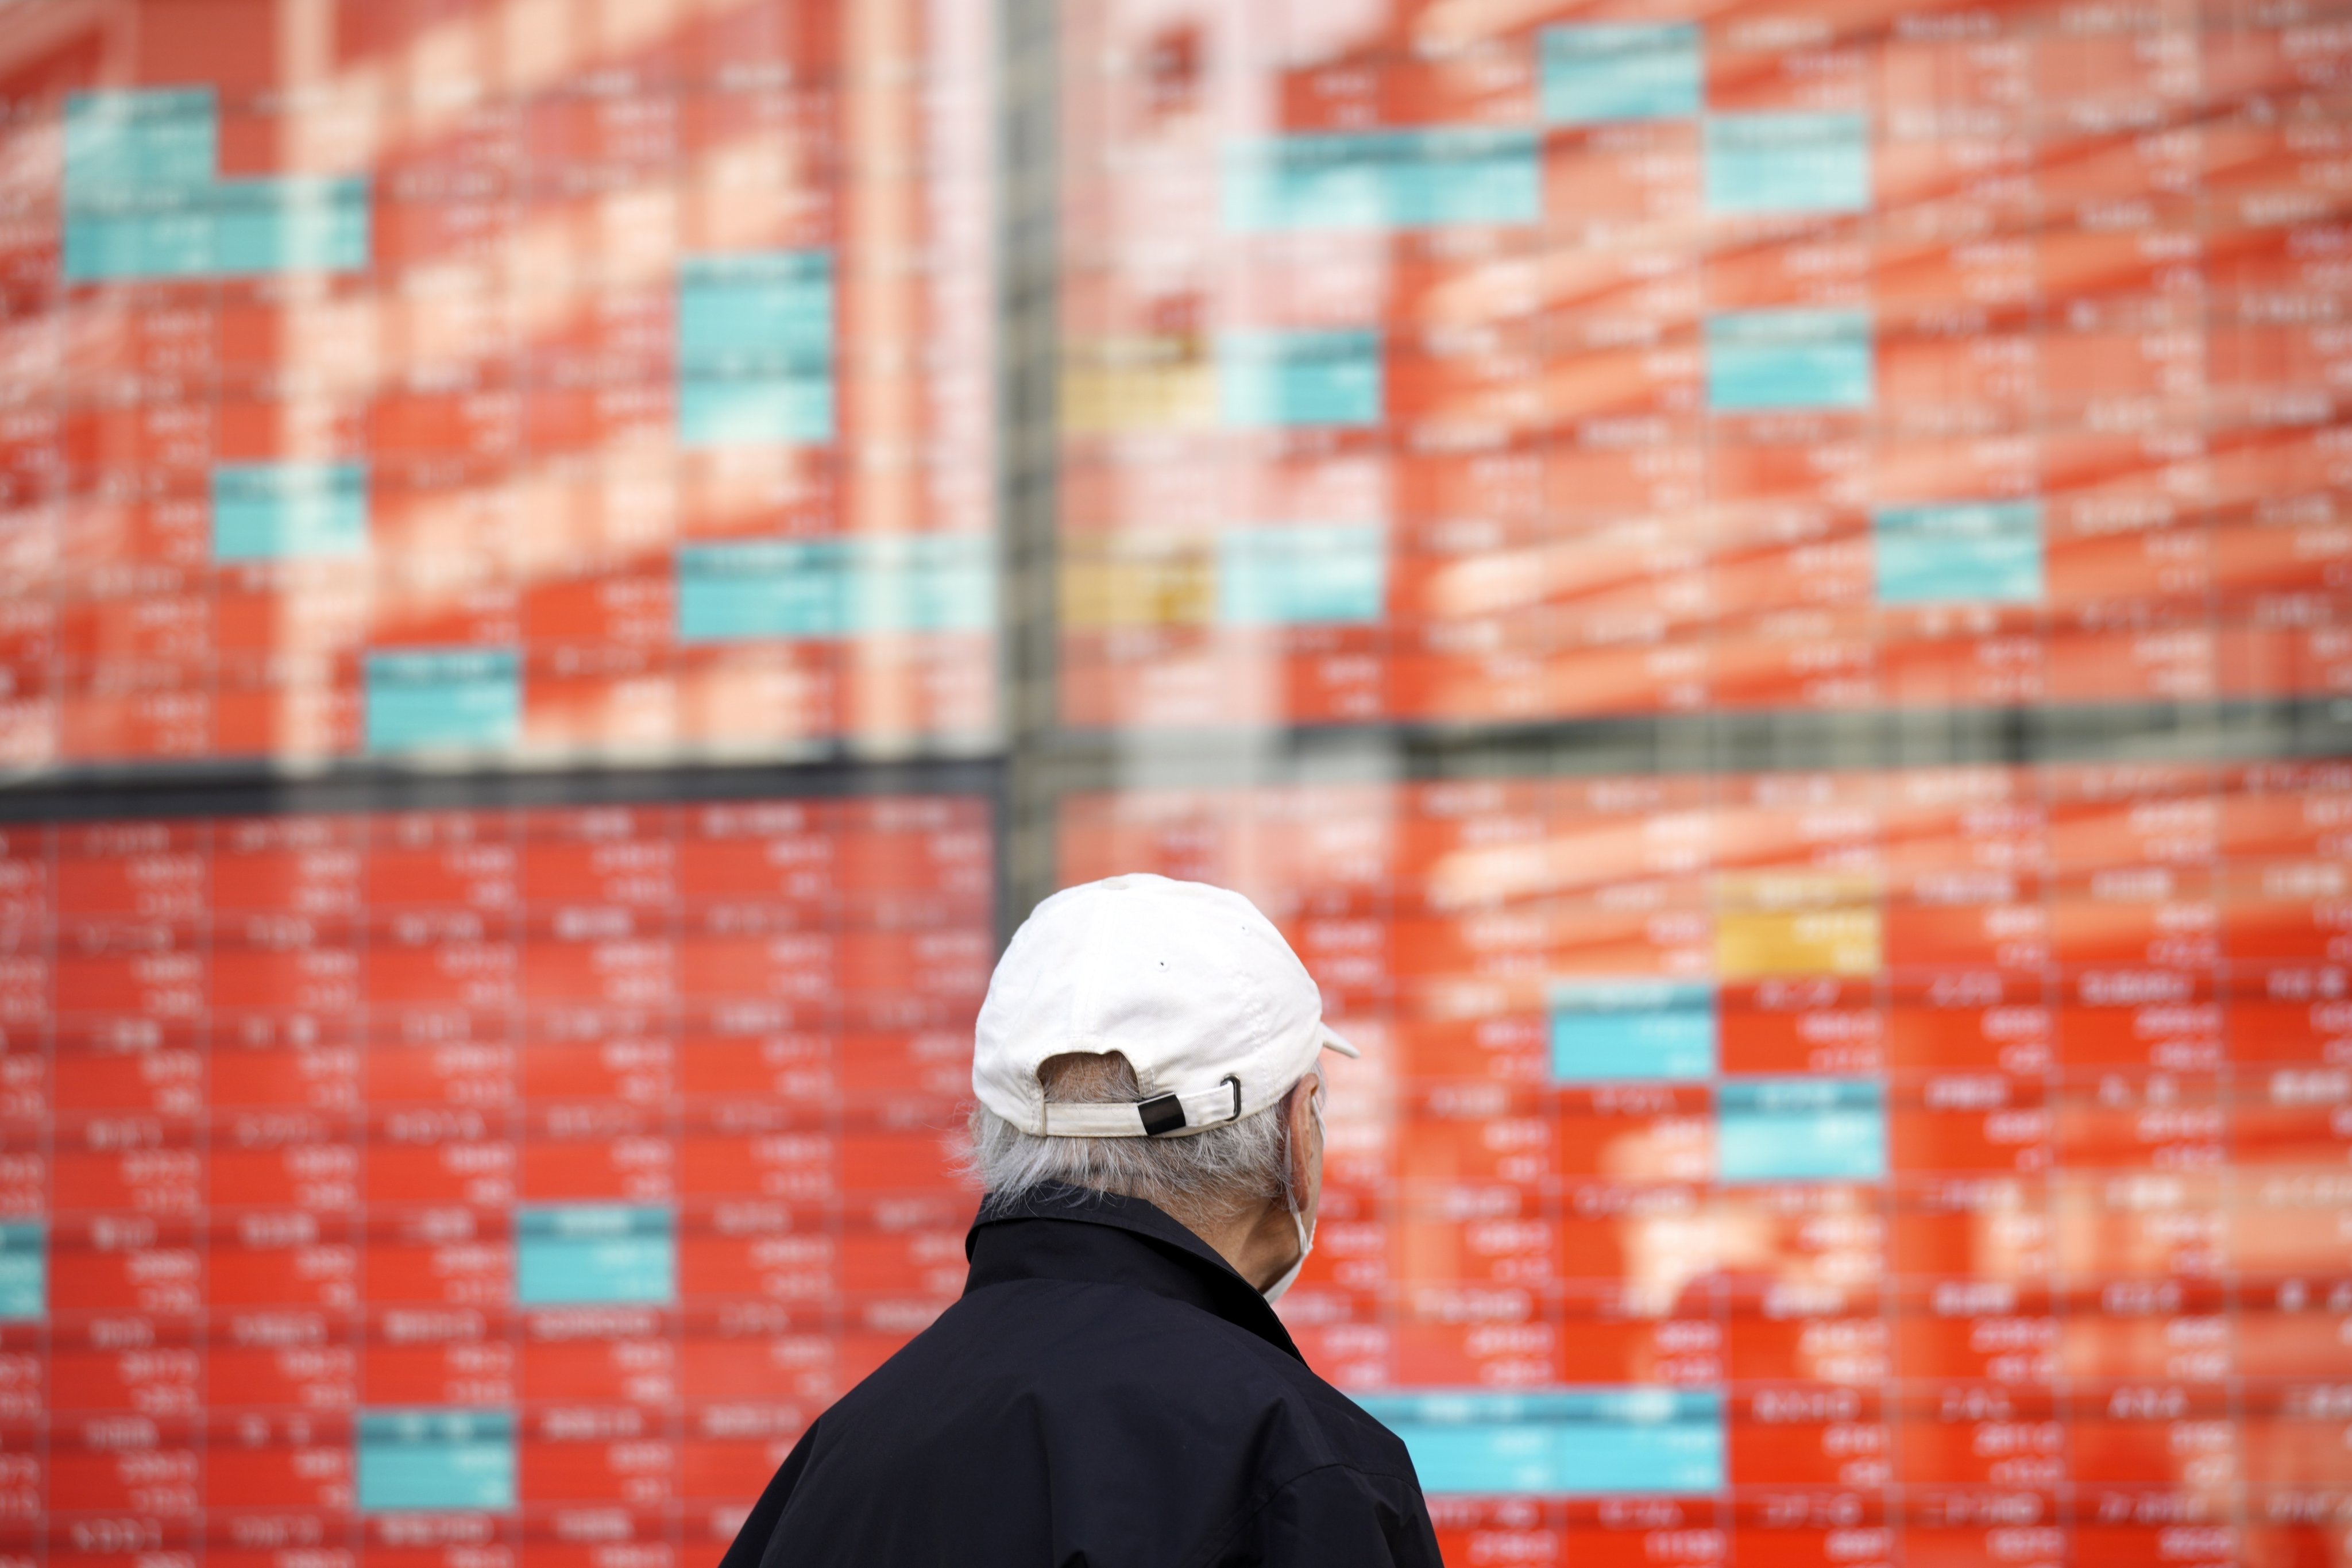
<box><xmin>1356</xmin><ymin>1390</ymin><xmax>1724</xmax><ymax>1496</ymax></box>
<box><xmin>1705</xmin><ymin>114</ymin><xmax>1871</xmax><ymax>213</ymax></box>
<box><xmin>1875</xmin><ymin>501</ymin><xmax>2044</xmax><ymax>604</ymax></box>
<box><xmin>211</xmin><ymin>178</ymin><xmax>372</xmax><ymax>273</ymax></box>
<box><xmin>1223</xmin><ymin>130</ymin><xmax>1541</xmax><ymax>231</ymax></box>
<box><xmin>64</xmin><ymin>89</ymin><xmax>217</xmax><ymax>198</ymax></box>
<box><xmin>679</xmin><ymin>540</ymin><xmax>844</xmax><ymax>639</ymax></box>
<box><xmin>678</xmin><ymin>251</ymin><xmax>835</xmax><ymax>374</ymax></box>
<box><xmin>61</xmin><ymin>90</ymin><xmax>369</xmax><ymax>283</ymax></box>
<box><xmin>213</xmin><ymin>462</ymin><xmax>369</xmax><ymax>561</ymax></box>
<box><xmin>1220</xmin><ymin>331</ymin><xmax>1382</xmax><ymax>427</ymax></box>
<box><xmin>356</xmin><ymin>1411</ymin><xmax>516</xmax><ymax>1513</ymax></box>
<box><xmin>1717</xmin><ymin>1077</ymin><xmax>1887</xmax><ymax>1184</ymax></box>
<box><xmin>516</xmin><ymin>1206</ymin><xmax>676</xmax><ymax>1307</ymax></box>
<box><xmin>677</xmin><ymin>535</ymin><xmax>995</xmax><ymax>643</ymax></box>
<box><xmin>1540</xmin><ymin>25</ymin><xmax>1703</xmax><ymax>123</ymax></box>
<box><xmin>65</xmin><ymin>206</ymin><xmax>218</xmax><ymax>281</ymax></box>
<box><xmin>1218</xmin><ymin>524</ymin><xmax>1387</xmax><ymax>626</ymax></box>
<box><xmin>678</xmin><ymin>252</ymin><xmax>835</xmax><ymax>447</ymax></box>
<box><xmin>364</xmin><ymin>649</ymin><xmax>521</xmax><ymax>754</ymax></box>
<box><xmin>678</xmin><ymin>376</ymin><xmax>835</xmax><ymax>446</ymax></box>
<box><xmin>1706</xmin><ymin>311</ymin><xmax>1873</xmax><ymax>411</ymax></box>
<box><xmin>0</xmin><ymin>1223</ymin><xmax>44</xmax><ymax>1321</ymax></box>
<box><xmin>1550</xmin><ymin>979</ymin><xmax>1717</xmax><ymax>1083</ymax></box>
<box><xmin>841</xmin><ymin>534</ymin><xmax>997</xmax><ymax>634</ymax></box>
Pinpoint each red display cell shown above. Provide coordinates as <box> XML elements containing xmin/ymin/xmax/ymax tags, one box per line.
<box><xmin>57</xmin><ymin>684</ymin><xmax>211</xmax><ymax>768</ymax></box>
<box><xmin>368</xmin><ymin>835</ymin><xmax>520</xmax><ymax>909</ymax></box>
<box><xmin>679</xmin><ymin>1224</ymin><xmax>834</xmax><ymax>1303</ymax></box>
<box><xmin>678</xmin><ymin>1325</ymin><xmax>840</xmax><ymax>1405</ymax></box>
<box><xmin>2056</xmin><ymin>965</ymin><xmax>2219</xmax><ymax>1065</ymax></box>
<box><xmin>203</xmin><ymin>1338</ymin><xmax>358</xmax><ymax>1412</ymax></box>
<box><xmin>1392</xmin><ymin>1314</ymin><xmax>1562</xmax><ymax>1388</ymax></box>
<box><xmin>364</xmin><ymin>1328</ymin><xmax>515</xmax><ymax>1408</ymax></box>
<box><xmin>1398</xmin><ymin>1104</ymin><xmax>1555</xmax><ymax>1189</ymax></box>
<box><xmin>523</xmin><ymin>822</ymin><xmax>679</xmax><ymax>907</ymax></box>
<box><xmin>1430</xmin><ymin>1499</ymin><xmax>1561</xmax><ymax>1568</ymax></box>
<box><xmin>1721</xmin><ymin>984</ymin><xmax>1883</xmax><ymax>1075</ymax></box>
<box><xmin>1897</xmin><ymin>1307</ymin><xmax>2061</xmax><ymax>1384</ymax></box>
<box><xmin>1727</xmin><ymin>1310</ymin><xmax>1889</xmax><ymax>1384</ymax></box>
<box><xmin>50</xmin><ymin>1047</ymin><xmax>203</xmax><ymax>1118</ymax></box>
<box><xmin>48</xmin><ymin>1327</ymin><xmax>201</xmax><ymax>1418</ymax></box>
<box><xmin>522</xmin><ymin>1126</ymin><xmax>674</xmax><ymax>1202</ymax></box>
<box><xmin>1889</xmin><ymin>1089</ymin><xmax>2051</xmax><ymax>1175</ymax></box>
<box><xmin>1886</xmin><ymin>996</ymin><xmax>2049</xmax><ymax>1076</ymax></box>
<box><xmin>366</xmin><ymin>937</ymin><xmax>520</xmax><ymax>1008</ymax></box>
<box><xmin>837</xmin><ymin>1226</ymin><xmax>964</xmax><ymax>1298</ymax></box>
<box><xmin>204</xmin><ymin>1439</ymin><xmax>353</xmax><ymax>1510</ymax></box>
<box><xmin>1899</xmin><ymin>1410</ymin><xmax>2067</xmax><ymax>1488</ymax></box>
<box><xmin>678</xmin><ymin>1128</ymin><xmax>835</xmax><ymax>1202</ymax></box>
<box><xmin>829</xmin><ymin>1028</ymin><xmax>973</xmax><ymax>1100</ymax></box>
<box><xmin>1393</xmin><ymin>1014</ymin><xmax>1550</xmax><ymax>1084</ymax></box>
<box><xmin>364</xmin><ymin>1037</ymin><xmax>516</xmax><ymax>1109</ymax></box>
<box><xmin>837</xmin><ymin>1124</ymin><xmax>962</xmax><ymax>1197</ymax></box>
<box><xmin>681</xmin><ymin>1416</ymin><xmax>808</xmax><ymax>1504</ymax></box>
<box><xmin>210</xmin><ymin>937</ymin><xmax>362</xmax><ymax>1014</ymax></box>
<box><xmin>210</xmin><ymin>824</ymin><xmax>365</xmax><ymax>913</ymax></box>
<box><xmin>676</xmin><ymin>1028</ymin><xmax>829</xmax><ymax>1103</ymax></box>
<box><xmin>523</xmin><ymin>930</ymin><xmax>677</xmax><ymax>1007</ymax></box>
<box><xmin>47</xmin><ymin>1439</ymin><xmax>202</xmax><ymax>1514</ymax></box>
<box><xmin>523</xmin><ymin>1035</ymin><xmax>674</xmax><ymax>1105</ymax></box>
<box><xmin>521</xmin><ymin>1320</ymin><xmax>674</xmax><ymax>1405</ymax></box>
<box><xmin>1559</xmin><ymin>1516</ymin><xmax>1728</xmax><ymax>1568</ymax></box>
<box><xmin>679</xmin><ymin>827</ymin><xmax>832</xmax><ymax>905</ymax></box>
<box><xmin>49</xmin><ymin>1147</ymin><xmax>205</xmax><ymax>1219</ymax></box>
<box><xmin>521</xmin><ymin>1433</ymin><xmax>675</xmax><ymax>1507</ymax></box>
<box><xmin>365</xmin><ymin>1133</ymin><xmax>516</xmax><ymax>1208</ymax></box>
<box><xmin>1730</xmin><ymin>1412</ymin><xmax>1891</xmax><ymax>1488</ymax></box>
<box><xmin>204</xmin><ymin>1231</ymin><xmax>358</xmax><ymax>1311</ymax></box>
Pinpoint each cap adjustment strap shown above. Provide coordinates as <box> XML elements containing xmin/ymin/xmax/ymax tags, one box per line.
<box><xmin>1039</xmin><ymin>1075</ymin><xmax>1243</xmax><ymax>1138</ymax></box>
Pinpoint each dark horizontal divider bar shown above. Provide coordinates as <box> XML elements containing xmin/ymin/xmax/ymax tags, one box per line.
<box><xmin>1030</xmin><ymin>698</ymin><xmax>2352</xmax><ymax>798</ymax></box>
<box><xmin>0</xmin><ymin>756</ymin><xmax>1009</xmax><ymax>828</ymax></box>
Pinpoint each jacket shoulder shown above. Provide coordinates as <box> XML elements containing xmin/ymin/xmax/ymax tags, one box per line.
<box><xmin>744</xmin><ymin>1276</ymin><xmax>1435</xmax><ymax>1566</ymax></box>
<box><xmin>928</xmin><ymin>1276</ymin><xmax>1422</xmax><ymax>1477</ymax></box>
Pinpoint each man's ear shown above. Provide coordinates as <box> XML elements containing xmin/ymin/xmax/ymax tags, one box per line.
<box><xmin>1288</xmin><ymin>1072</ymin><xmax>1321</xmax><ymax>1189</ymax></box>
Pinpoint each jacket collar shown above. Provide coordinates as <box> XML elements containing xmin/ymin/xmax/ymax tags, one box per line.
<box><xmin>964</xmin><ymin>1184</ymin><xmax>1304</xmax><ymax>1362</ymax></box>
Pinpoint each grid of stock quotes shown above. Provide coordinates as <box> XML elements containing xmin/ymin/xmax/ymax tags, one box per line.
<box><xmin>0</xmin><ymin>0</ymin><xmax>992</xmax><ymax>769</ymax></box>
<box><xmin>1</xmin><ymin>0</ymin><xmax>2350</xmax><ymax>1566</ymax></box>
<box><xmin>1059</xmin><ymin>0</ymin><xmax>2352</xmax><ymax>728</ymax></box>
<box><xmin>1065</xmin><ymin>764</ymin><xmax>2352</xmax><ymax>1564</ymax></box>
<box><xmin>0</xmin><ymin>794</ymin><xmax>995</xmax><ymax>1564</ymax></box>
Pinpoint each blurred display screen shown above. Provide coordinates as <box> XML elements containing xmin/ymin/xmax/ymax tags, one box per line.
<box><xmin>1060</xmin><ymin>0</ymin><xmax>2352</xmax><ymax>728</ymax></box>
<box><xmin>0</xmin><ymin>0</ymin><xmax>993</xmax><ymax>770</ymax></box>
<box><xmin>0</xmin><ymin>791</ymin><xmax>992</xmax><ymax>1564</ymax></box>
<box><xmin>1065</xmin><ymin>761</ymin><xmax>2352</xmax><ymax>1562</ymax></box>
<box><xmin>5</xmin><ymin>0</ymin><xmax>2352</xmax><ymax>1565</ymax></box>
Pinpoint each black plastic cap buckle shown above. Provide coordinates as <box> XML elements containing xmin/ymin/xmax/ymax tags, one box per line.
<box><xmin>1137</xmin><ymin>1094</ymin><xmax>1186</xmax><ymax>1136</ymax></box>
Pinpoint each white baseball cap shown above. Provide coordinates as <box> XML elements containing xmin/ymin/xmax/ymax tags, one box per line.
<box><xmin>974</xmin><ymin>873</ymin><xmax>1358</xmax><ymax>1138</ymax></box>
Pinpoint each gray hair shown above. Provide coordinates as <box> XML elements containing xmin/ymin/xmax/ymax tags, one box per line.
<box><xmin>965</xmin><ymin>1052</ymin><xmax>1302</xmax><ymax>1233</ymax></box>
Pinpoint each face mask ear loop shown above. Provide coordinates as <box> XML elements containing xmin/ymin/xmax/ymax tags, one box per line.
<box><xmin>1263</xmin><ymin>1081</ymin><xmax>1326</xmax><ymax>1305</ymax></box>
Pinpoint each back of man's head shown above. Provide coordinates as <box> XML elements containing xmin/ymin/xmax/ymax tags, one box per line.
<box><xmin>964</xmin><ymin>874</ymin><xmax>1357</xmax><ymax>1247</ymax></box>
<box><xmin>967</xmin><ymin>1048</ymin><xmax>1298</xmax><ymax>1237</ymax></box>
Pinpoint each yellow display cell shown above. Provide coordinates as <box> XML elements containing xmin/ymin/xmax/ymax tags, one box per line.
<box><xmin>1061</xmin><ymin>546</ymin><xmax>1217</xmax><ymax>630</ymax></box>
<box><xmin>1060</xmin><ymin>342</ymin><xmax>1215</xmax><ymax>435</ymax></box>
<box><xmin>1716</xmin><ymin>907</ymin><xmax>1882</xmax><ymax>978</ymax></box>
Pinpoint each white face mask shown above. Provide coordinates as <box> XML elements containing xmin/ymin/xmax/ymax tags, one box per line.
<box><xmin>1261</xmin><ymin>1087</ymin><xmax>1325</xmax><ymax>1304</ymax></box>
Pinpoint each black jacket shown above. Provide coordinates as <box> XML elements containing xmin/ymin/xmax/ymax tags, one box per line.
<box><xmin>717</xmin><ymin>1184</ymin><xmax>1440</xmax><ymax>1566</ymax></box>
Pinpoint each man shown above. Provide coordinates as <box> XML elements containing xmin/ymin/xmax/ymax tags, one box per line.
<box><xmin>717</xmin><ymin>873</ymin><xmax>1441</xmax><ymax>1566</ymax></box>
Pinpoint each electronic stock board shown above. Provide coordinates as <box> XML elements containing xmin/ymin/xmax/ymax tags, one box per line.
<box><xmin>1056</xmin><ymin>0</ymin><xmax>2352</xmax><ymax>1560</ymax></box>
<box><xmin>5</xmin><ymin>0</ymin><xmax>2352</xmax><ymax>1566</ymax></box>
<box><xmin>0</xmin><ymin>0</ymin><xmax>992</xmax><ymax>770</ymax></box>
